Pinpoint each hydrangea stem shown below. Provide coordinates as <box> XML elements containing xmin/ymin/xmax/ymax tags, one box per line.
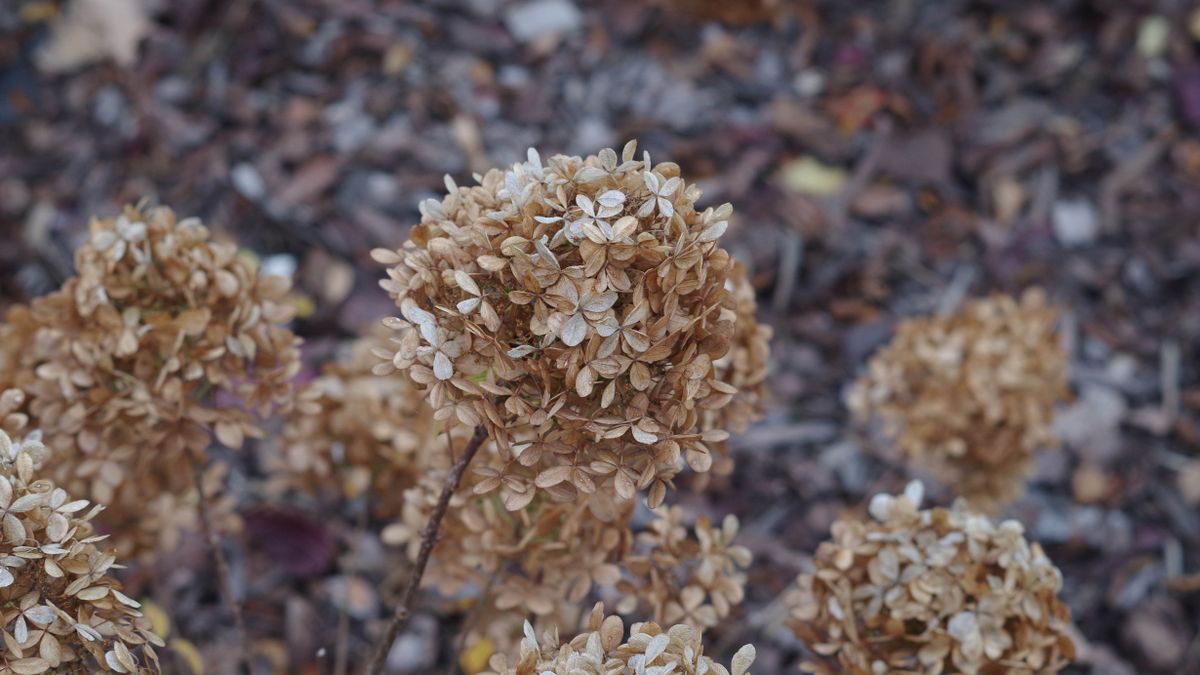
<box><xmin>188</xmin><ymin>451</ymin><xmax>249</xmax><ymax>673</ymax></box>
<box><xmin>364</xmin><ymin>424</ymin><xmax>488</xmax><ymax>675</ymax></box>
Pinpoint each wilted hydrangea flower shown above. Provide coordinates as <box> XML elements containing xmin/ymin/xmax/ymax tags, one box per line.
<box><xmin>384</xmin><ymin>476</ymin><xmax>751</xmax><ymax>645</ymax></box>
<box><xmin>0</xmin><ymin>204</ymin><xmax>301</xmax><ymax>555</ymax></box>
<box><xmin>0</xmin><ymin>429</ymin><xmax>163</xmax><ymax>674</ymax></box>
<box><xmin>786</xmin><ymin>482</ymin><xmax>1074</xmax><ymax>675</ymax></box>
<box><xmin>847</xmin><ymin>290</ymin><xmax>1068</xmax><ymax>510</ymax></box>
<box><xmin>482</xmin><ymin>602</ymin><xmax>756</xmax><ymax>675</ymax></box>
<box><xmin>372</xmin><ymin>141</ymin><xmax>769</xmax><ymax>509</ymax></box>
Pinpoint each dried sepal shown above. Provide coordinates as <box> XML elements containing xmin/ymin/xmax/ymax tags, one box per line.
<box><xmin>616</xmin><ymin>507</ymin><xmax>751</xmax><ymax>630</ymax></box>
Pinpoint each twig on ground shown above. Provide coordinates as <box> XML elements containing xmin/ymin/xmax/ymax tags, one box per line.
<box><xmin>770</xmin><ymin>231</ymin><xmax>804</xmax><ymax>314</ymax></box>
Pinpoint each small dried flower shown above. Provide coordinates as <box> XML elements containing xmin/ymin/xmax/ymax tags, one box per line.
<box><xmin>0</xmin><ymin>429</ymin><xmax>164</xmax><ymax>674</ymax></box>
<box><xmin>618</xmin><ymin>508</ymin><xmax>752</xmax><ymax>630</ymax></box>
<box><xmin>0</xmin><ymin>389</ymin><xmax>29</xmax><ymax>437</ymax></box>
<box><xmin>786</xmin><ymin>481</ymin><xmax>1074</xmax><ymax>675</ymax></box>
<box><xmin>847</xmin><ymin>290</ymin><xmax>1068</xmax><ymax>510</ymax></box>
<box><xmin>482</xmin><ymin>602</ymin><xmax>756</xmax><ymax>675</ymax></box>
<box><xmin>0</xmin><ymin>204</ymin><xmax>301</xmax><ymax>555</ymax></box>
<box><xmin>373</xmin><ymin>142</ymin><xmax>769</xmax><ymax>509</ymax></box>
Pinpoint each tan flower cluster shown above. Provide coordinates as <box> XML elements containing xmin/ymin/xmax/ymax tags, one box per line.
<box><xmin>482</xmin><ymin>602</ymin><xmax>756</xmax><ymax>675</ymax></box>
<box><xmin>617</xmin><ymin>507</ymin><xmax>751</xmax><ymax>629</ymax></box>
<box><xmin>786</xmin><ymin>482</ymin><xmax>1074</xmax><ymax>675</ymax></box>
<box><xmin>384</xmin><ymin>475</ymin><xmax>751</xmax><ymax>639</ymax></box>
<box><xmin>269</xmin><ymin>331</ymin><xmax>434</xmax><ymax>519</ymax></box>
<box><xmin>0</xmin><ymin>429</ymin><xmax>163</xmax><ymax>674</ymax></box>
<box><xmin>373</xmin><ymin>141</ymin><xmax>770</xmax><ymax>510</ymax></box>
<box><xmin>847</xmin><ymin>289</ymin><xmax>1068</xmax><ymax>510</ymax></box>
<box><xmin>0</xmin><ymin>204</ymin><xmax>301</xmax><ymax>554</ymax></box>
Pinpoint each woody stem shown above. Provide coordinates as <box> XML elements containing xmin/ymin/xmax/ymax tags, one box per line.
<box><xmin>188</xmin><ymin>452</ymin><xmax>250</xmax><ymax>673</ymax></box>
<box><xmin>364</xmin><ymin>424</ymin><xmax>488</xmax><ymax>675</ymax></box>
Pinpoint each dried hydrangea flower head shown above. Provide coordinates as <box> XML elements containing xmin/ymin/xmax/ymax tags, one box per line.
<box><xmin>0</xmin><ymin>429</ymin><xmax>163</xmax><ymax>674</ymax></box>
<box><xmin>384</xmin><ymin>473</ymin><xmax>751</xmax><ymax>647</ymax></box>
<box><xmin>482</xmin><ymin>602</ymin><xmax>756</xmax><ymax>675</ymax></box>
<box><xmin>269</xmin><ymin>331</ymin><xmax>435</xmax><ymax>518</ymax></box>
<box><xmin>847</xmin><ymin>289</ymin><xmax>1068</xmax><ymax>510</ymax></box>
<box><xmin>0</xmin><ymin>204</ymin><xmax>301</xmax><ymax>554</ymax></box>
<box><xmin>373</xmin><ymin>141</ymin><xmax>769</xmax><ymax>509</ymax></box>
<box><xmin>786</xmin><ymin>482</ymin><xmax>1074</xmax><ymax>675</ymax></box>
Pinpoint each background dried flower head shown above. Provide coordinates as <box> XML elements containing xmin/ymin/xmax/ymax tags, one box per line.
<box><xmin>787</xmin><ymin>481</ymin><xmax>1074</xmax><ymax>675</ymax></box>
<box><xmin>0</xmin><ymin>204</ymin><xmax>301</xmax><ymax>555</ymax></box>
<box><xmin>847</xmin><ymin>289</ymin><xmax>1069</xmax><ymax>510</ymax></box>
<box><xmin>268</xmin><ymin>330</ymin><xmax>436</xmax><ymax>519</ymax></box>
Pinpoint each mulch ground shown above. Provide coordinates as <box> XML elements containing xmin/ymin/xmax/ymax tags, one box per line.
<box><xmin>2</xmin><ymin>1</ymin><xmax>1199</xmax><ymax>672</ymax></box>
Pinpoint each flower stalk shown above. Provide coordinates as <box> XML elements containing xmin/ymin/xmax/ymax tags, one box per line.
<box><xmin>364</xmin><ymin>424</ymin><xmax>488</xmax><ymax>675</ymax></box>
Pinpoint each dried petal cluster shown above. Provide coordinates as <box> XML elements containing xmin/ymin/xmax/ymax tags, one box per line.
<box><xmin>0</xmin><ymin>204</ymin><xmax>301</xmax><ymax>554</ymax></box>
<box><xmin>617</xmin><ymin>506</ymin><xmax>751</xmax><ymax>629</ymax></box>
<box><xmin>0</xmin><ymin>430</ymin><xmax>163</xmax><ymax>674</ymax></box>
<box><xmin>483</xmin><ymin>603</ymin><xmax>755</xmax><ymax>675</ymax></box>
<box><xmin>373</xmin><ymin>142</ymin><xmax>769</xmax><ymax>509</ymax></box>
<box><xmin>847</xmin><ymin>290</ymin><xmax>1068</xmax><ymax>510</ymax></box>
<box><xmin>786</xmin><ymin>482</ymin><xmax>1074</xmax><ymax>675</ymax></box>
<box><xmin>385</xmin><ymin>474</ymin><xmax>751</xmax><ymax>643</ymax></box>
<box><xmin>269</xmin><ymin>332</ymin><xmax>433</xmax><ymax>519</ymax></box>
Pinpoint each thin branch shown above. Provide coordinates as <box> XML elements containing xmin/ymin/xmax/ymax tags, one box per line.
<box><xmin>364</xmin><ymin>424</ymin><xmax>488</xmax><ymax>675</ymax></box>
<box><xmin>187</xmin><ymin>452</ymin><xmax>249</xmax><ymax>673</ymax></box>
